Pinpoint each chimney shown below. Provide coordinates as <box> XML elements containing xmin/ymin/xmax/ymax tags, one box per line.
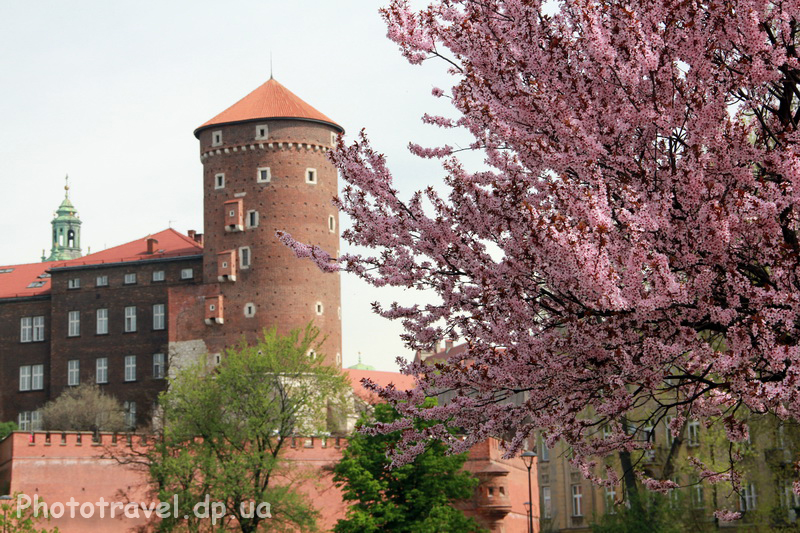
<box><xmin>146</xmin><ymin>238</ymin><xmax>158</xmax><ymax>254</ymax></box>
<box><xmin>188</xmin><ymin>230</ymin><xmax>204</xmax><ymax>245</ymax></box>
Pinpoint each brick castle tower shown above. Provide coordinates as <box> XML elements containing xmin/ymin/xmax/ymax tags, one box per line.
<box><xmin>192</xmin><ymin>77</ymin><xmax>343</xmax><ymax>366</ymax></box>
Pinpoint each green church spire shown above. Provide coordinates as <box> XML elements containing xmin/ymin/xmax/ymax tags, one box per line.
<box><xmin>44</xmin><ymin>176</ymin><xmax>83</xmax><ymax>262</ymax></box>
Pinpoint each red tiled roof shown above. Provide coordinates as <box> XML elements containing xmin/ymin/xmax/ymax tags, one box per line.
<box><xmin>345</xmin><ymin>368</ymin><xmax>416</xmax><ymax>405</ymax></box>
<box><xmin>194</xmin><ymin>78</ymin><xmax>343</xmax><ymax>136</ymax></box>
<box><xmin>0</xmin><ymin>229</ymin><xmax>202</xmax><ymax>300</ymax></box>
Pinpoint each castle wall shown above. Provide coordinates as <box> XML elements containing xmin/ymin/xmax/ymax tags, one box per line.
<box><xmin>0</xmin><ymin>432</ymin><xmax>539</xmax><ymax>533</ymax></box>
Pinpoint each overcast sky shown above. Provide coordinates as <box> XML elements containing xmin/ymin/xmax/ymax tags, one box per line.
<box><xmin>0</xmin><ymin>1</ymin><xmax>476</xmax><ymax>371</ymax></box>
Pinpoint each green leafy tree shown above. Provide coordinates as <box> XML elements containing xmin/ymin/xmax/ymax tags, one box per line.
<box><xmin>0</xmin><ymin>421</ymin><xmax>17</xmax><ymax>441</ymax></box>
<box><xmin>333</xmin><ymin>402</ymin><xmax>486</xmax><ymax>533</ymax></box>
<box><xmin>0</xmin><ymin>493</ymin><xmax>59</xmax><ymax>533</ymax></box>
<box><xmin>145</xmin><ymin>325</ymin><xmax>350</xmax><ymax>533</ymax></box>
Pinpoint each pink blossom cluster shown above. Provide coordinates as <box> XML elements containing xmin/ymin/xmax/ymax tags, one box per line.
<box><xmin>283</xmin><ymin>0</ymin><xmax>800</xmax><ymax>502</ymax></box>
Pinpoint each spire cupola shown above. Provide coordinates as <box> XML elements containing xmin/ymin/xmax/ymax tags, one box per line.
<box><xmin>44</xmin><ymin>176</ymin><xmax>83</xmax><ymax>262</ymax></box>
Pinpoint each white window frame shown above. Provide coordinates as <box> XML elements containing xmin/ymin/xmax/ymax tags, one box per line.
<box><xmin>124</xmin><ymin>273</ymin><xmax>137</xmax><ymax>285</ymax></box>
<box><xmin>124</xmin><ymin>401</ymin><xmax>137</xmax><ymax>429</ymax></box>
<box><xmin>68</xmin><ymin>277</ymin><xmax>80</xmax><ymax>289</ymax></box>
<box><xmin>124</xmin><ymin>306</ymin><xmax>137</xmax><ymax>333</ymax></box>
<box><xmin>32</xmin><ymin>316</ymin><xmax>45</xmax><ymax>341</ymax></box>
<box><xmin>31</xmin><ymin>364</ymin><xmax>43</xmax><ymax>390</ymax></box>
<box><xmin>687</xmin><ymin>420</ymin><xmax>700</xmax><ymax>446</ymax></box>
<box><xmin>330</xmin><ymin>131</ymin><xmax>337</xmax><ymax>146</ymax></box>
<box><xmin>153</xmin><ymin>353</ymin><xmax>166</xmax><ymax>379</ymax></box>
<box><xmin>246</xmin><ymin>210</ymin><xmax>259</xmax><ymax>228</ymax></box>
<box><xmin>96</xmin><ymin>357</ymin><xmax>108</xmax><ymax>384</ymax></box>
<box><xmin>740</xmin><ymin>483</ymin><xmax>757</xmax><ymax>512</ymax></box>
<box><xmin>124</xmin><ymin>355</ymin><xmax>137</xmax><ymax>382</ymax></box>
<box><xmin>211</xmin><ymin>130</ymin><xmax>222</xmax><ymax>147</ymax></box>
<box><xmin>239</xmin><ymin>247</ymin><xmax>251</xmax><ymax>269</ymax></box>
<box><xmin>181</xmin><ymin>268</ymin><xmax>194</xmax><ymax>280</ymax></box>
<box><xmin>328</xmin><ymin>215</ymin><xmax>336</xmax><ymax>233</ymax></box>
<box><xmin>257</xmin><ymin>167</ymin><xmax>271</xmax><ymax>183</ymax></box>
<box><xmin>215</xmin><ymin>173</ymin><xmax>225</xmax><ymax>189</ymax></box>
<box><xmin>68</xmin><ymin>310</ymin><xmax>80</xmax><ymax>337</ymax></box>
<box><xmin>315</xmin><ymin>302</ymin><xmax>324</xmax><ymax>316</ymax></box>
<box><xmin>540</xmin><ymin>439</ymin><xmax>550</xmax><ymax>462</ymax></box>
<box><xmin>542</xmin><ymin>486</ymin><xmax>552</xmax><ymax>519</ymax></box>
<box><xmin>605</xmin><ymin>486</ymin><xmax>617</xmax><ymax>513</ymax></box>
<box><xmin>152</xmin><ymin>270</ymin><xmax>165</xmax><ymax>282</ymax></box>
<box><xmin>305</xmin><ymin>168</ymin><xmax>317</xmax><ymax>184</ymax></box>
<box><xmin>20</xmin><ymin>317</ymin><xmax>32</xmax><ymax>343</ymax></box>
<box><xmin>153</xmin><ymin>304</ymin><xmax>165</xmax><ymax>330</ymax></box>
<box><xmin>19</xmin><ymin>365</ymin><xmax>31</xmax><ymax>391</ymax></box>
<box><xmin>571</xmin><ymin>484</ymin><xmax>583</xmax><ymax>517</ymax></box>
<box><xmin>67</xmin><ymin>359</ymin><xmax>80</xmax><ymax>387</ymax></box>
<box><xmin>18</xmin><ymin>411</ymin><xmax>31</xmax><ymax>431</ymax></box>
<box><xmin>96</xmin><ymin>275</ymin><xmax>108</xmax><ymax>287</ymax></box>
<box><xmin>255</xmin><ymin>124</ymin><xmax>268</xmax><ymax>140</ymax></box>
<box><xmin>244</xmin><ymin>303</ymin><xmax>256</xmax><ymax>318</ymax></box>
<box><xmin>96</xmin><ymin>308</ymin><xmax>108</xmax><ymax>335</ymax></box>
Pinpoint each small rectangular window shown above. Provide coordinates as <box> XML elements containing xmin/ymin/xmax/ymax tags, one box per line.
<box><xmin>31</xmin><ymin>364</ymin><xmax>44</xmax><ymax>390</ymax></box>
<box><xmin>305</xmin><ymin>168</ymin><xmax>317</xmax><ymax>184</ymax></box>
<box><xmin>33</xmin><ymin>316</ymin><xmax>45</xmax><ymax>341</ymax></box>
<box><xmin>124</xmin><ymin>306</ymin><xmax>137</xmax><ymax>333</ymax></box>
<box><xmin>687</xmin><ymin>420</ymin><xmax>700</xmax><ymax>446</ymax></box>
<box><xmin>96</xmin><ymin>357</ymin><xmax>108</xmax><ymax>384</ymax></box>
<box><xmin>153</xmin><ymin>304</ymin><xmax>165</xmax><ymax>330</ymax></box>
<box><xmin>215</xmin><ymin>173</ymin><xmax>225</xmax><ymax>189</ymax></box>
<box><xmin>67</xmin><ymin>360</ymin><xmax>80</xmax><ymax>387</ymax></box>
<box><xmin>96</xmin><ymin>308</ymin><xmax>108</xmax><ymax>335</ymax></box>
<box><xmin>543</xmin><ymin>486</ymin><xmax>552</xmax><ymax>519</ymax></box>
<box><xmin>19</xmin><ymin>365</ymin><xmax>31</xmax><ymax>391</ymax></box>
<box><xmin>152</xmin><ymin>270</ymin><xmax>165</xmax><ymax>282</ymax></box>
<box><xmin>27</xmin><ymin>281</ymin><xmax>46</xmax><ymax>288</ymax></box>
<box><xmin>68</xmin><ymin>310</ymin><xmax>80</xmax><ymax>337</ymax></box>
<box><xmin>257</xmin><ymin>167</ymin><xmax>271</xmax><ymax>183</ymax></box>
<box><xmin>124</xmin><ymin>273</ymin><xmax>137</xmax><ymax>285</ymax></box>
<box><xmin>153</xmin><ymin>353</ymin><xmax>166</xmax><ymax>379</ymax></box>
<box><xmin>68</xmin><ymin>278</ymin><xmax>80</xmax><ymax>289</ymax></box>
<box><xmin>239</xmin><ymin>247</ymin><xmax>251</xmax><ymax>269</ymax></box>
<box><xmin>124</xmin><ymin>401</ymin><xmax>136</xmax><ymax>429</ymax></box>
<box><xmin>18</xmin><ymin>411</ymin><xmax>31</xmax><ymax>431</ymax></box>
<box><xmin>20</xmin><ymin>317</ymin><xmax>32</xmax><ymax>343</ymax></box>
<box><xmin>96</xmin><ymin>275</ymin><xmax>108</xmax><ymax>287</ymax></box>
<box><xmin>181</xmin><ymin>268</ymin><xmax>193</xmax><ymax>280</ymax></box>
<box><xmin>247</xmin><ymin>210</ymin><xmax>259</xmax><ymax>228</ymax></box>
<box><xmin>124</xmin><ymin>355</ymin><xmax>137</xmax><ymax>382</ymax></box>
<box><xmin>255</xmin><ymin>124</ymin><xmax>268</xmax><ymax>140</ymax></box>
<box><xmin>572</xmin><ymin>485</ymin><xmax>583</xmax><ymax>517</ymax></box>
<box><xmin>212</xmin><ymin>130</ymin><xmax>222</xmax><ymax>147</ymax></box>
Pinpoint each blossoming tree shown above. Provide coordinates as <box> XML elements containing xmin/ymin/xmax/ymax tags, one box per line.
<box><xmin>282</xmin><ymin>0</ymin><xmax>800</xmax><ymax>509</ymax></box>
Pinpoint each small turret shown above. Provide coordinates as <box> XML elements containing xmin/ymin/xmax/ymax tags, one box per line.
<box><xmin>44</xmin><ymin>176</ymin><xmax>83</xmax><ymax>262</ymax></box>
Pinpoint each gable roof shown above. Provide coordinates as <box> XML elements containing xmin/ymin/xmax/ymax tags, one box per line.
<box><xmin>194</xmin><ymin>78</ymin><xmax>343</xmax><ymax>137</ymax></box>
<box><xmin>0</xmin><ymin>229</ymin><xmax>202</xmax><ymax>300</ymax></box>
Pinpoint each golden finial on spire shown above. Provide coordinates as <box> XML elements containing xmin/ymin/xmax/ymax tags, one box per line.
<box><xmin>64</xmin><ymin>174</ymin><xmax>70</xmax><ymax>197</ymax></box>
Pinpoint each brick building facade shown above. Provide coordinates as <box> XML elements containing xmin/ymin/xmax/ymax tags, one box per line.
<box><xmin>0</xmin><ymin>78</ymin><xmax>342</xmax><ymax>429</ymax></box>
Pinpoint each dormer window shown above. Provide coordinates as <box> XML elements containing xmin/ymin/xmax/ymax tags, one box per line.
<box><xmin>212</xmin><ymin>130</ymin><xmax>222</xmax><ymax>147</ymax></box>
<box><xmin>215</xmin><ymin>173</ymin><xmax>225</xmax><ymax>189</ymax></box>
<box><xmin>255</xmin><ymin>124</ymin><xmax>268</xmax><ymax>140</ymax></box>
<box><xmin>306</xmin><ymin>168</ymin><xmax>317</xmax><ymax>184</ymax></box>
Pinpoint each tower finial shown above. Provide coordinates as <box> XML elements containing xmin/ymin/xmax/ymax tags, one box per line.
<box><xmin>270</xmin><ymin>52</ymin><xmax>273</xmax><ymax>80</ymax></box>
<box><xmin>64</xmin><ymin>174</ymin><xmax>70</xmax><ymax>197</ymax></box>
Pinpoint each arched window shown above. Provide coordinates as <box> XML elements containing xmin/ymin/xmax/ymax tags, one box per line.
<box><xmin>67</xmin><ymin>230</ymin><xmax>75</xmax><ymax>248</ymax></box>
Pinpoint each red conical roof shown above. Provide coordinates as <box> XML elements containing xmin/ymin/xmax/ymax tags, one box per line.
<box><xmin>194</xmin><ymin>78</ymin><xmax>343</xmax><ymax>137</ymax></box>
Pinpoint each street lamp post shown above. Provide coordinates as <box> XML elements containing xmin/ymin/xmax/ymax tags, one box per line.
<box><xmin>522</xmin><ymin>451</ymin><xmax>537</xmax><ymax>533</ymax></box>
<box><xmin>0</xmin><ymin>495</ymin><xmax>12</xmax><ymax>533</ymax></box>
